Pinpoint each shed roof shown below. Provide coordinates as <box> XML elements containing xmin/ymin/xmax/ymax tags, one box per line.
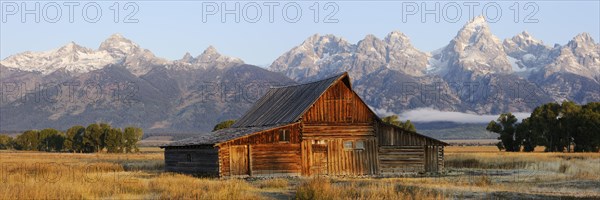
<box><xmin>163</xmin><ymin>124</ymin><xmax>287</xmax><ymax>147</ymax></box>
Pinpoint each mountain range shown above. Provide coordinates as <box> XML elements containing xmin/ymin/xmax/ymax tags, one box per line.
<box><xmin>1</xmin><ymin>16</ymin><xmax>599</xmax><ymax>135</ymax></box>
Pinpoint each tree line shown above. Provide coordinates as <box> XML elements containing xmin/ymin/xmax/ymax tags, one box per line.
<box><xmin>487</xmin><ymin>101</ymin><xmax>600</xmax><ymax>152</ymax></box>
<box><xmin>0</xmin><ymin>123</ymin><xmax>143</xmax><ymax>153</ymax></box>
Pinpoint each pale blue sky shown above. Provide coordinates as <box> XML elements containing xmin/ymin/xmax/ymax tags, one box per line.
<box><xmin>1</xmin><ymin>1</ymin><xmax>599</xmax><ymax>66</ymax></box>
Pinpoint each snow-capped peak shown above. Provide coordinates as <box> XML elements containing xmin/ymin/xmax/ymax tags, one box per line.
<box><xmin>385</xmin><ymin>31</ymin><xmax>409</xmax><ymax>42</ymax></box>
<box><xmin>568</xmin><ymin>32</ymin><xmax>597</xmax><ymax>51</ymax></box>
<box><xmin>1</xmin><ymin>33</ymin><xmax>168</xmax><ymax>76</ymax></box>
<box><xmin>462</xmin><ymin>15</ymin><xmax>488</xmax><ymax>32</ymax></box>
<box><xmin>58</xmin><ymin>42</ymin><xmax>87</xmax><ymax>53</ymax></box>
<box><xmin>180</xmin><ymin>52</ymin><xmax>194</xmax><ymax>63</ymax></box>
<box><xmin>431</xmin><ymin>15</ymin><xmax>512</xmax><ymax>76</ymax></box>
<box><xmin>197</xmin><ymin>46</ymin><xmax>243</xmax><ymax>66</ymax></box>
<box><xmin>513</xmin><ymin>31</ymin><xmax>543</xmax><ymax>45</ymax></box>
<box><xmin>573</xmin><ymin>32</ymin><xmax>595</xmax><ymax>43</ymax></box>
<box><xmin>170</xmin><ymin>46</ymin><xmax>244</xmax><ymax>70</ymax></box>
<box><xmin>98</xmin><ymin>33</ymin><xmax>140</xmax><ymax>57</ymax></box>
<box><xmin>299</xmin><ymin>34</ymin><xmax>350</xmax><ymax>51</ymax></box>
<box><xmin>455</xmin><ymin>15</ymin><xmax>496</xmax><ymax>43</ymax></box>
<box><xmin>200</xmin><ymin>45</ymin><xmax>219</xmax><ymax>57</ymax></box>
<box><xmin>503</xmin><ymin>31</ymin><xmax>548</xmax><ymax>53</ymax></box>
<box><xmin>385</xmin><ymin>31</ymin><xmax>412</xmax><ymax>49</ymax></box>
<box><xmin>0</xmin><ymin>42</ymin><xmax>116</xmax><ymax>74</ymax></box>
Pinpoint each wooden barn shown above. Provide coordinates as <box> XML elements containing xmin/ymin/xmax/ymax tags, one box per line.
<box><xmin>161</xmin><ymin>72</ymin><xmax>447</xmax><ymax>177</ymax></box>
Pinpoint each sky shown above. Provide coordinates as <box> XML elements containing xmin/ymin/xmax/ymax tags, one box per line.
<box><xmin>1</xmin><ymin>1</ymin><xmax>599</xmax><ymax>66</ymax></box>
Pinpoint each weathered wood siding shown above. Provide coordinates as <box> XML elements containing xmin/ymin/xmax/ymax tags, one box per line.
<box><xmin>218</xmin><ymin>123</ymin><xmax>302</xmax><ymax>177</ymax></box>
<box><xmin>303</xmin><ymin>124</ymin><xmax>374</xmax><ymax>138</ymax></box>
<box><xmin>251</xmin><ymin>144</ymin><xmax>301</xmax><ymax>176</ymax></box>
<box><xmin>376</xmin><ymin>122</ymin><xmax>445</xmax><ymax>173</ymax></box>
<box><xmin>164</xmin><ymin>145</ymin><xmax>219</xmax><ymax>175</ymax></box>
<box><xmin>300</xmin><ymin>79</ymin><xmax>379</xmax><ymax>176</ymax></box>
<box><xmin>220</xmin><ymin>123</ymin><xmax>301</xmax><ymax>146</ymax></box>
<box><xmin>301</xmin><ymin>138</ymin><xmax>378</xmax><ymax>176</ymax></box>
<box><xmin>424</xmin><ymin>146</ymin><xmax>444</xmax><ymax>172</ymax></box>
<box><xmin>379</xmin><ymin>146</ymin><xmax>424</xmax><ymax>174</ymax></box>
<box><xmin>218</xmin><ymin>144</ymin><xmax>230</xmax><ymax>176</ymax></box>
<box><xmin>303</xmin><ymin>80</ymin><xmax>374</xmax><ymax>124</ymax></box>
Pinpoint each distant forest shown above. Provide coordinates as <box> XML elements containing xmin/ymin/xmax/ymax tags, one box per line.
<box><xmin>0</xmin><ymin>123</ymin><xmax>143</xmax><ymax>153</ymax></box>
<box><xmin>488</xmin><ymin>102</ymin><xmax>600</xmax><ymax>152</ymax></box>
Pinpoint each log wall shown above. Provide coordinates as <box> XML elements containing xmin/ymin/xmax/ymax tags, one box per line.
<box><xmin>378</xmin><ymin>146</ymin><xmax>424</xmax><ymax>174</ymax></box>
<box><xmin>164</xmin><ymin>145</ymin><xmax>219</xmax><ymax>175</ymax></box>
<box><xmin>376</xmin><ymin>122</ymin><xmax>446</xmax><ymax>173</ymax></box>
<box><xmin>218</xmin><ymin>124</ymin><xmax>302</xmax><ymax>177</ymax></box>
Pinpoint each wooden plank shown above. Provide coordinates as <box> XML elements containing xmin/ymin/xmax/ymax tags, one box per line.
<box><xmin>248</xmin><ymin>144</ymin><xmax>253</xmax><ymax>176</ymax></box>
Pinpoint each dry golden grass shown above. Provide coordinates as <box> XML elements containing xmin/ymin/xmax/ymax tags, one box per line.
<box><xmin>294</xmin><ymin>177</ymin><xmax>445</xmax><ymax>200</ymax></box>
<box><xmin>149</xmin><ymin>173</ymin><xmax>264</xmax><ymax>199</ymax></box>
<box><xmin>445</xmin><ymin>151</ymin><xmax>600</xmax><ymax>176</ymax></box>
<box><xmin>1</xmin><ymin>147</ymin><xmax>599</xmax><ymax>199</ymax></box>
<box><xmin>256</xmin><ymin>178</ymin><xmax>290</xmax><ymax>189</ymax></box>
<box><xmin>0</xmin><ymin>149</ymin><xmax>267</xmax><ymax>200</ymax></box>
<box><xmin>444</xmin><ymin>145</ymin><xmax>546</xmax><ymax>153</ymax></box>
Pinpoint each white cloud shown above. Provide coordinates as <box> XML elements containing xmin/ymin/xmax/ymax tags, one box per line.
<box><xmin>376</xmin><ymin>107</ymin><xmax>530</xmax><ymax>123</ymax></box>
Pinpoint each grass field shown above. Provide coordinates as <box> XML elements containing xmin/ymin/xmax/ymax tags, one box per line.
<box><xmin>1</xmin><ymin>147</ymin><xmax>599</xmax><ymax>199</ymax></box>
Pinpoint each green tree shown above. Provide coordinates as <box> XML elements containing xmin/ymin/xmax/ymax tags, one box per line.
<box><xmin>515</xmin><ymin>118</ymin><xmax>539</xmax><ymax>152</ymax></box>
<box><xmin>487</xmin><ymin>113</ymin><xmax>520</xmax><ymax>152</ymax></box>
<box><xmin>105</xmin><ymin>128</ymin><xmax>124</xmax><ymax>153</ymax></box>
<box><xmin>99</xmin><ymin>123</ymin><xmax>112</xmax><ymax>151</ymax></box>
<box><xmin>213</xmin><ymin>120</ymin><xmax>236</xmax><ymax>131</ymax></box>
<box><xmin>383</xmin><ymin>115</ymin><xmax>402</xmax><ymax>126</ymax></box>
<box><xmin>0</xmin><ymin>135</ymin><xmax>13</xmax><ymax>149</ymax></box>
<box><xmin>529</xmin><ymin>103</ymin><xmax>564</xmax><ymax>152</ymax></box>
<box><xmin>15</xmin><ymin>130</ymin><xmax>40</xmax><ymax>150</ymax></box>
<box><xmin>559</xmin><ymin>101</ymin><xmax>581</xmax><ymax>152</ymax></box>
<box><xmin>123</xmin><ymin>127</ymin><xmax>143</xmax><ymax>153</ymax></box>
<box><xmin>84</xmin><ymin>124</ymin><xmax>103</xmax><ymax>153</ymax></box>
<box><xmin>64</xmin><ymin>126</ymin><xmax>85</xmax><ymax>152</ymax></box>
<box><xmin>382</xmin><ymin>115</ymin><xmax>418</xmax><ymax>132</ymax></box>
<box><xmin>38</xmin><ymin>128</ymin><xmax>65</xmax><ymax>152</ymax></box>
<box><xmin>403</xmin><ymin>120</ymin><xmax>417</xmax><ymax>132</ymax></box>
<box><xmin>572</xmin><ymin>103</ymin><xmax>600</xmax><ymax>152</ymax></box>
<box><xmin>495</xmin><ymin>141</ymin><xmax>505</xmax><ymax>151</ymax></box>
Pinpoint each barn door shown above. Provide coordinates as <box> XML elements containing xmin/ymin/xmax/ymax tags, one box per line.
<box><xmin>230</xmin><ymin>145</ymin><xmax>249</xmax><ymax>176</ymax></box>
<box><xmin>311</xmin><ymin>143</ymin><xmax>328</xmax><ymax>176</ymax></box>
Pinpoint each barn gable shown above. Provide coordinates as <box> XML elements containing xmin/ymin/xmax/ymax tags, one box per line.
<box><xmin>231</xmin><ymin>73</ymin><xmax>351</xmax><ymax>128</ymax></box>
<box><xmin>302</xmin><ymin>76</ymin><xmax>375</xmax><ymax>124</ymax></box>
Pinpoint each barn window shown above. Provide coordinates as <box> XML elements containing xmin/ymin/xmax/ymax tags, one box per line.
<box><xmin>355</xmin><ymin>141</ymin><xmax>365</xmax><ymax>150</ymax></box>
<box><xmin>343</xmin><ymin>141</ymin><xmax>365</xmax><ymax>150</ymax></box>
<box><xmin>279</xmin><ymin>129</ymin><xmax>290</xmax><ymax>142</ymax></box>
<box><xmin>186</xmin><ymin>154</ymin><xmax>192</xmax><ymax>162</ymax></box>
<box><xmin>343</xmin><ymin>141</ymin><xmax>353</xmax><ymax>150</ymax></box>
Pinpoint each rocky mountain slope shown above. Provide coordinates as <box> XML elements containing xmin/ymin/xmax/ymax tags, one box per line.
<box><xmin>0</xmin><ymin>35</ymin><xmax>294</xmax><ymax>132</ymax></box>
<box><xmin>1</xmin><ymin>16</ymin><xmax>598</xmax><ymax>133</ymax></box>
<box><xmin>270</xmin><ymin>16</ymin><xmax>600</xmax><ymax>116</ymax></box>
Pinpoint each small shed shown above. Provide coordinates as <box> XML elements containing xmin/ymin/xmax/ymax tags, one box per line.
<box><xmin>161</xmin><ymin>72</ymin><xmax>447</xmax><ymax>177</ymax></box>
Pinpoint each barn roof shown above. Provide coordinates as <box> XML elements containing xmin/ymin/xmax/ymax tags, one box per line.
<box><xmin>163</xmin><ymin>124</ymin><xmax>287</xmax><ymax>147</ymax></box>
<box><xmin>231</xmin><ymin>72</ymin><xmax>351</xmax><ymax>128</ymax></box>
